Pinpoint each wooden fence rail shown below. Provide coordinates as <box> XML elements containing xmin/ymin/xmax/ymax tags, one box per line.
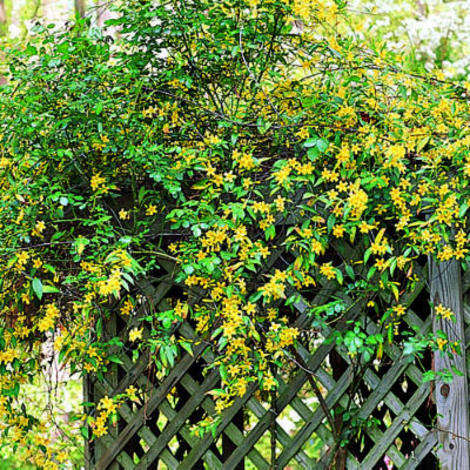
<box><xmin>84</xmin><ymin>253</ymin><xmax>470</xmax><ymax>470</ymax></box>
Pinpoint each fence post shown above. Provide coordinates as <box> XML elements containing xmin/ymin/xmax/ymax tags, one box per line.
<box><xmin>429</xmin><ymin>258</ymin><xmax>470</xmax><ymax>470</ymax></box>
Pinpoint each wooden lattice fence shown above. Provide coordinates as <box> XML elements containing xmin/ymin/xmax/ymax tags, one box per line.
<box><xmin>84</xmin><ymin>250</ymin><xmax>470</xmax><ymax>470</ymax></box>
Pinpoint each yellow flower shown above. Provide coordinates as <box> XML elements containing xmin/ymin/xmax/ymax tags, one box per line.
<box><xmin>120</xmin><ymin>298</ymin><xmax>133</xmax><ymax>315</ymax></box>
<box><xmin>98</xmin><ymin>269</ymin><xmax>122</xmax><ymax>296</ymax></box>
<box><xmin>237</xmin><ymin>152</ymin><xmax>256</xmax><ymax>170</ymax></box>
<box><xmin>437</xmin><ymin>337</ymin><xmax>447</xmax><ymax>350</ymax></box>
<box><xmin>319</xmin><ymin>263</ymin><xmax>336</xmax><ymax>280</ymax></box>
<box><xmin>16</xmin><ymin>250</ymin><xmax>30</xmax><ymax>267</ymax></box>
<box><xmin>435</xmin><ymin>304</ymin><xmax>453</xmax><ymax>320</ymax></box>
<box><xmin>129</xmin><ymin>327</ymin><xmax>143</xmax><ymax>342</ymax></box>
<box><xmin>234</xmin><ymin>225</ymin><xmax>247</xmax><ymax>242</ymax></box>
<box><xmin>348</xmin><ymin>187</ymin><xmax>368</xmax><ymax>219</ymax></box>
<box><xmin>332</xmin><ymin>224</ymin><xmax>345</xmax><ymax>238</ymax></box>
<box><xmin>384</xmin><ymin>144</ymin><xmax>406</xmax><ymax>172</ymax></box>
<box><xmin>38</xmin><ymin>304</ymin><xmax>60</xmax><ymax>332</ymax></box>
<box><xmin>99</xmin><ymin>396</ymin><xmax>117</xmax><ymax>413</ymax></box>
<box><xmin>258</xmin><ymin>245</ymin><xmax>271</xmax><ymax>259</ymax></box>
<box><xmin>126</xmin><ymin>385</ymin><xmax>139</xmax><ymax>402</ymax></box>
<box><xmin>90</xmin><ymin>173</ymin><xmax>107</xmax><ymax>192</ymax></box>
<box><xmin>146</xmin><ymin>205</ymin><xmax>158</xmax><ymax>216</ymax></box>
<box><xmin>375</xmin><ymin>258</ymin><xmax>389</xmax><ymax>271</ymax></box>
<box><xmin>56</xmin><ymin>451</ymin><xmax>69</xmax><ymax>463</ymax></box>
<box><xmin>263</xmin><ymin>374</ymin><xmax>277</xmax><ymax>391</ymax></box>
<box><xmin>243</xmin><ymin>302</ymin><xmax>256</xmax><ymax>314</ymax></box>
<box><xmin>392</xmin><ymin>304</ymin><xmax>406</xmax><ymax>317</ymax></box>
<box><xmin>35</xmin><ymin>220</ymin><xmax>46</xmax><ymax>234</ymax></box>
<box><xmin>274</xmin><ymin>195</ymin><xmax>285</xmax><ymax>212</ymax></box>
<box><xmin>119</xmin><ymin>209</ymin><xmax>129</xmax><ymax>220</ymax></box>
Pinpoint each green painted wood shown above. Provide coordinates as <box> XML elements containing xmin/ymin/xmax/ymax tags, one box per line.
<box><xmin>83</xmin><ymin>374</ymin><xmax>93</xmax><ymax>470</ymax></box>
<box><xmin>223</xmin><ymin>327</ymin><xmax>354</xmax><ymax>469</ymax></box>
<box><xmin>176</xmin><ymin>384</ymin><xmax>257</xmax><ymax>470</ymax></box>
<box><xmin>98</xmin><ymin>337</ymin><xmax>224</xmax><ymax>469</ymax></box>
<box><xmin>95</xmin><ymin>345</ymin><xmax>220</xmax><ymax>469</ymax></box>
<box><xmin>178</xmin><ymin>374</ymin><xmax>269</xmax><ymax>470</ymax></box>
<box><xmin>245</xmin><ymin>395</ymin><xmax>315</xmax><ymax>468</ymax></box>
<box><xmin>99</xmin><ymin>433</ymin><xmax>135</xmax><ymax>469</ymax></box>
<box><xmin>94</xmin><ymin>380</ymin><xmax>180</xmax><ymax>469</ymax></box>
<box><xmin>134</xmin><ymin>371</ymin><xmax>220</xmax><ymax>470</ymax></box>
<box><xmin>275</xmin><ymin>363</ymin><xmax>354</xmax><ymax>468</ymax></box>
<box><xmin>96</xmin><ymin>341</ymin><xmax>210</xmax><ymax>469</ymax></box>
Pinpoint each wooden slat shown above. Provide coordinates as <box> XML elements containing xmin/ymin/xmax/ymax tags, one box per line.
<box><xmin>95</xmin><ymin>380</ymin><xmax>180</xmax><ymax>469</ymax></box>
<box><xmin>178</xmin><ymin>374</ymin><xmax>270</xmax><ymax>470</ymax></box>
<box><xmin>401</xmin><ymin>431</ymin><xmax>438</xmax><ymax>470</ymax></box>
<box><xmin>99</xmin><ymin>344</ymin><xmax>223</xmax><ymax>469</ymax></box>
<box><xmin>245</xmin><ymin>395</ymin><xmax>315</xmax><ymax>468</ymax></box>
<box><xmin>176</xmin><ymin>387</ymin><xmax>257</xmax><ymax>469</ymax></box>
<box><xmin>430</xmin><ymin>259</ymin><xmax>470</xmax><ymax>470</ymax></box>
<box><xmin>87</xmin><ymin>253</ymin><xmax>454</xmax><ymax>470</ymax></box>
<box><xmin>360</xmin><ymin>383</ymin><xmax>429</xmax><ymax>469</ymax></box>
<box><xmin>134</xmin><ymin>371</ymin><xmax>220</xmax><ymax>469</ymax></box>
<box><xmin>96</xmin><ymin>341</ymin><xmax>210</xmax><ymax>469</ymax></box>
<box><xmin>276</xmin><ymin>364</ymin><xmax>354</xmax><ymax>468</ymax></box>
<box><xmin>222</xmin><ymin>334</ymin><xmax>351</xmax><ymax>469</ymax></box>
<box><xmin>175</xmin><ymin>288</ymin><xmax>341</xmax><ymax>470</ymax></box>
<box><xmin>100</xmin><ymin>343</ymin><xmax>224</xmax><ymax>469</ymax></box>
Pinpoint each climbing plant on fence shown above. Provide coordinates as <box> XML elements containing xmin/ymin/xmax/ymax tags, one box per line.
<box><xmin>85</xmin><ymin>253</ymin><xmax>470</xmax><ymax>469</ymax></box>
<box><xmin>1</xmin><ymin>0</ymin><xmax>470</xmax><ymax>468</ymax></box>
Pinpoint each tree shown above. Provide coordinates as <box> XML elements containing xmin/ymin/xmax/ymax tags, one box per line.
<box><xmin>0</xmin><ymin>0</ymin><xmax>7</xmax><ymax>36</ymax></box>
<box><xmin>74</xmin><ymin>0</ymin><xmax>85</xmax><ymax>18</ymax></box>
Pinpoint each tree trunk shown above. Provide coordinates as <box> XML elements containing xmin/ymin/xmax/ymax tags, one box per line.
<box><xmin>0</xmin><ymin>0</ymin><xmax>7</xmax><ymax>36</ymax></box>
<box><xmin>75</xmin><ymin>0</ymin><xmax>86</xmax><ymax>18</ymax></box>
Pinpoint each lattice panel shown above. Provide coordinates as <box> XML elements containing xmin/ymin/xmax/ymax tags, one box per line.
<box><xmin>85</xmin><ymin>258</ymin><xmax>470</xmax><ymax>470</ymax></box>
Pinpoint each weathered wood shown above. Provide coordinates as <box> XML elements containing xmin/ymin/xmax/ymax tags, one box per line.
<box><xmin>96</xmin><ymin>341</ymin><xmax>210</xmax><ymax>469</ymax></box>
<box><xmin>87</xmin><ymin>254</ymin><xmax>463</xmax><ymax>470</ymax></box>
<box><xmin>83</xmin><ymin>374</ymin><xmax>93</xmax><ymax>470</ymax></box>
<box><xmin>401</xmin><ymin>431</ymin><xmax>438</xmax><ymax>470</ymax></box>
<box><xmin>222</xmin><ymin>409</ymin><xmax>244</xmax><ymax>470</ymax></box>
<box><xmin>134</xmin><ymin>371</ymin><xmax>220</xmax><ymax>469</ymax></box>
<box><xmin>74</xmin><ymin>0</ymin><xmax>86</xmax><ymax>17</ymax></box>
<box><xmin>430</xmin><ymin>259</ymin><xmax>470</xmax><ymax>470</ymax></box>
<box><xmin>223</xmin><ymin>333</ymin><xmax>351</xmax><ymax>469</ymax></box>
<box><xmin>107</xmin><ymin>316</ymin><xmax>121</xmax><ymax>470</ymax></box>
<box><xmin>361</xmin><ymin>383</ymin><xmax>429</xmax><ymax>469</ymax></box>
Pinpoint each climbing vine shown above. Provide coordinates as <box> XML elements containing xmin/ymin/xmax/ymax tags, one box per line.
<box><xmin>1</xmin><ymin>0</ymin><xmax>470</xmax><ymax>467</ymax></box>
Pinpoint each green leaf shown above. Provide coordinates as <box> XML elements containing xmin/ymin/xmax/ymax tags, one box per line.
<box><xmin>108</xmin><ymin>355</ymin><xmax>124</xmax><ymax>365</ymax></box>
<box><xmin>80</xmin><ymin>426</ymin><xmax>89</xmax><ymax>439</ymax></box>
<box><xmin>32</xmin><ymin>278</ymin><xmax>43</xmax><ymax>300</ymax></box>
<box><xmin>367</xmin><ymin>266</ymin><xmax>377</xmax><ymax>281</ymax></box>
<box><xmin>335</xmin><ymin>269</ymin><xmax>344</xmax><ymax>285</ymax></box>
<box><xmin>345</xmin><ymin>264</ymin><xmax>355</xmax><ymax>280</ymax></box>
<box><xmin>94</xmin><ymin>102</ymin><xmax>103</xmax><ymax>115</ymax></box>
<box><xmin>327</xmin><ymin>214</ymin><xmax>336</xmax><ymax>232</ymax></box>
<box><xmin>42</xmin><ymin>285</ymin><xmax>60</xmax><ymax>294</ymax></box>
<box><xmin>219</xmin><ymin>364</ymin><xmax>228</xmax><ymax>381</ymax></box>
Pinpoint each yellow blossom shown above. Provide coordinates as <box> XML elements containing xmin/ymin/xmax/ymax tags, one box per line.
<box><xmin>129</xmin><ymin>327</ymin><xmax>143</xmax><ymax>342</ymax></box>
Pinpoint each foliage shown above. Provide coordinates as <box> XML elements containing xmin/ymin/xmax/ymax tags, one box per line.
<box><xmin>348</xmin><ymin>0</ymin><xmax>470</xmax><ymax>78</ymax></box>
<box><xmin>1</xmin><ymin>0</ymin><xmax>470</xmax><ymax>467</ymax></box>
